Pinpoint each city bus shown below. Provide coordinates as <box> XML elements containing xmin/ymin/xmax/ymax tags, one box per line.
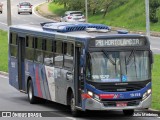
<box><xmin>9</xmin><ymin>22</ymin><xmax>153</xmax><ymax>116</ymax></box>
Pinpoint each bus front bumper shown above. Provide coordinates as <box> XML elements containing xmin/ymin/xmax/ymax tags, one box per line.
<box><xmin>85</xmin><ymin>94</ymin><xmax>151</xmax><ymax>110</ymax></box>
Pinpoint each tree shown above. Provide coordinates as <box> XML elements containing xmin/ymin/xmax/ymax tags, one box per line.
<box><xmin>54</xmin><ymin>0</ymin><xmax>68</xmax><ymax>8</ymax></box>
<box><xmin>150</xmin><ymin>0</ymin><xmax>160</xmax><ymax>23</ymax></box>
<box><xmin>53</xmin><ymin>0</ymin><xmax>127</xmax><ymax>18</ymax></box>
<box><xmin>101</xmin><ymin>0</ymin><xmax>128</xmax><ymax>18</ymax></box>
<box><xmin>88</xmin><ymin>0</ymin><xmax>100</xmax><ymax>15</ymax></box>
<box><xmin>102</xmin><ymin>0</ymin><xmax>114</xmax><ymax>18</ymax></box>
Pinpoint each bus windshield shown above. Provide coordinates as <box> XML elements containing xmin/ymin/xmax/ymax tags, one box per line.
<box><xmin>86</xmin><ymin>51</ymin><xmax>150</xmax><ymax>83</ymax></box>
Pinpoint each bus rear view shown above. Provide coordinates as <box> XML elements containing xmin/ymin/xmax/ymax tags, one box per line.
<box><xmin>8</xmin><ymin>22</ymin><xmax>153</xmax><ymax>117</ymax></box>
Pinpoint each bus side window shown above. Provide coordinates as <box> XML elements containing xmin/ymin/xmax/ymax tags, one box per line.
<box><xmin>54</xmin><ymin>40</ymin><xmax>63</xmax><ymax>67</ymax></box>
<box><xmin>64</xmin><ymin>42</ymin><xmax>74</xmax><ymax>70</ymax></box>
<box><xmin>44</xmin><ymin>39</ymin><xmax>54</xmax><ymax>66</ymax></box>
<box><xmin>25</xmin><ymin>36</ymin><xmax>34</xmax><ymax>61</ymax></box>
<box><xmin>35</xmin><ymin>37</ymin><xmax>43</xmax><ymax>63</ymax></box>
<box><xmin>10</xmin><ymin>33</ymin><xmax>18</xmax><ymax>57</ymax></box>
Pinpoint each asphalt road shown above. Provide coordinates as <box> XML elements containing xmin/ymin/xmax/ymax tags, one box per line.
<box><xmin>0</xmin><ymin>75</ymin><xmax>159</xmax><ymax>120</ymax></box>
<box><xmin>0</xmin><ymin>0</ymin><xmax>52</xmax><ymax>30</ymax></box>
<box><xmin>150</xmin><ymin>36</ymin><xmax>160</xmax><ymax>54</ymax></box>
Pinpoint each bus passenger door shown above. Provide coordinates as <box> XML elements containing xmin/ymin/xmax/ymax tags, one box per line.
<box><xmin>17</xmin><ymin>36</ymin><xmax>25</xmax><ymax>91</ymax></box>
<box><xmin>74</xmin><ymin>43</ymin><xmax>83</xmax><ymax>106</ymax></box>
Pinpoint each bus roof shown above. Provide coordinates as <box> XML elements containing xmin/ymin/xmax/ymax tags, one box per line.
<box><xmin>10</xmin><ymin>23</ymin><xmax>146</xmax><ymax>39</ymax></box>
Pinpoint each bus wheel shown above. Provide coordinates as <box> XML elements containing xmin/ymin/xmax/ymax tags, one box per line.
<box><xmin>123</xmin><ymin>109</ymin><xmax>134</xmax><ymax>116</ymax></box>
<box><xmin>28</xmin><ymin>80</ymin><xmax>37</xmax><ymax>104</ymax></box>
<box><xmin>70</xmin><ymin>94</ymin><xmax>80</xmax><ymax>117</ymax></box>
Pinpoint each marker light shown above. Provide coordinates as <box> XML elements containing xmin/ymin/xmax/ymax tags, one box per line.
<box><xmin>94</xmin><ymin>94</ymin><xmax>100</xmax><ymax>101</ymax></box>
<box><xmin>86</xmin><ymin>91</ymin><xmax>100</xmax><ymax>101</ymax></box>
<box><xmin>143</xmin><ymin>89</ymin><xmax>152</xmax><ymax>100</ymax></box>
<box><xmin>143</xmin><ymin>92</ymin><xmax>147</xmax><ymax>100</ymax></box>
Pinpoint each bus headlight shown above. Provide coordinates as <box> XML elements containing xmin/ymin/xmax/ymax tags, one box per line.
<box><xmin>87</xmin><ymin>91</ymin><xmax>100</xmax><ymax>101</ymax></box>
<box><xmin>143</xmin><ymin>89</ymin><xmax>151</xmax><ymax>100</ymax></box>
<box><xmin>88</xmin><ymin>91</ymin><xmax>93</xmax><ymax>97</ymax></box>
<box><xmin>147</xmin><ymin>89</ymin><xmax>151</xmax><ymax>94</ymax></box>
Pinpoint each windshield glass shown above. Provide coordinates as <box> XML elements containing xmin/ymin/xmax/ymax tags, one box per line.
<box><xmin>70</xmin><ymin>12</ymin><xmax>83</xmax><ymax>15</ymax></box>
<box><xmin>20</xmin><ymin>2</ymin><xmax>31</xmax><ymax>6</ymax></box>
<box><xmin>86</xmin><ymin>51</ymin><xmax>150</xmax><ymax>82</ymax></box>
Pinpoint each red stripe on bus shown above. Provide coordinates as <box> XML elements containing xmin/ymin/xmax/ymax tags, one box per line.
<box><xmin>99</xmin><ymin>94</ymin><xmax>115</xmax><ymax>99</ymax></box>
<box><xmin>36</xmin><ymin>67</ymin><xmax>42</xmax><ymax>97</ymax></box>
<box><xmin>81</xmin><ymin>93</ymin><xmax>91</xmax><ymax>99</ymax></box>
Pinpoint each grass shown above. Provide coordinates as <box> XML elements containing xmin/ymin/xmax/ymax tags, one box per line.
<box><xmin>36</xmin><ymin>6</ymin><xmax>39</xmax><ymax>11</ymax></box>
<box><xmin>48</xmin><ymin>3</ymin><xmax>66</xmax><ymax>16</ymax></box>
<box><xmin>151</xmin><ymin>55</ymin><xmax>160</xmax><ymax>110</ymax></box>
<box><xmin>0</xmin><ymin>30</ymin><xmax>160</xmax><ymax>110</ymax></box>
<box><xmin>0</xmin><ymin>30</ymin><xmax>8</xmax><ymax>72</ymax></box>
<box><xmin>89</xmin><ymin>0</ymin><xmax>146</xmax><ymax>31</ymax></box>
<box><xmin>48</xmin><ymin>1</ymin><xmax>160</xmax><ymax>32</ymax></box>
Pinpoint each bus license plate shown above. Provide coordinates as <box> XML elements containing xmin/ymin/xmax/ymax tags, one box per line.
<box><xmin>116</xmin><ymin>102</ymin><xmax>127</xmax><ymax>107</ymax></box>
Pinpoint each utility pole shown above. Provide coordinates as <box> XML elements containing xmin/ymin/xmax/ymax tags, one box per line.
<box><xmin>7</xmin><ymin>0</ymin><xmax>12</xmax><ymax>26</ymax></box>
<box><xmin>145</xmin><ymin>0</ymin><xmax>150</xmax><ymax>37</ymax></box>
<box><xmin>85</xmin><ymin>0</ymin><xmax>88</xmax><ymax>23</ymax></box>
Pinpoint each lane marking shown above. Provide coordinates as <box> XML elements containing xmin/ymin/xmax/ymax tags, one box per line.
<box><xmin>0</xmin><ymin>21</ymin><xmax>7</xmax><ymax>26</ymax></box>
<box><xmin>151</xmin><ymin>48</ymin><xmax>160</xmax><ymax>51</ymax></box>
<box><xmin>44</xmin><ymin>111</ymin><xmax>76</xmax><ymax>120</ymax></box>
<box><xmin>65</xmin><ymin>117</ymin><xmax>77</xmax><ymax>120</ymax></box>
<box><xmin>0</xmin><ymin>75</ymin><xmax>8</xmax><ymax>79</ymax></box>
<box><xmin>33</xmin><ymin>2</ymin><xmax>52</xmax><ymax>21</ymax></box>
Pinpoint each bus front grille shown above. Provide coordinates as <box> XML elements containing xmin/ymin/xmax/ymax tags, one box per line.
<box><xmin>99</xmin><ymin>84</ymin><xmax>143</xmax><ymax>92</ymax></box>
<box><xmin>87</xmin><ymin>80</ymin><xmax>150</xmax><ymax>92</ymax></box>
<box><xmin>102</xmin><ymin>100</ymin><xmax>141</xmax><ymax>107</ymax></box>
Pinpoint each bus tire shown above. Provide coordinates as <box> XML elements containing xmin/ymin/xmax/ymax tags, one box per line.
<box><xmin>70</xmin><ymin>94</ymin><xmax>80</xmax><ymax>117</ymax></box>
<box><xmin>123</xmin><ymin>109</ymin><xmax>134</xmax><ymax>116</ymax></box>
<box><xmin>28</xmin><ymin>80</ymin><xmax>37</xmax><ymax>104</ymax></box>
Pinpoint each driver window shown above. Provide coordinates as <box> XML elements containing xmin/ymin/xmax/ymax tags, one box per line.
<box><xmin>86</xmin><ymin>53</ymin><xmax>92</xmax><ymax>79</ymax></box>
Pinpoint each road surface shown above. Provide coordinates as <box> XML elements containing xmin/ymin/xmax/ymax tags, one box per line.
<box><xmin>0</xmin><ymin>0</ymin><xmax>52</xmax><ymax>30</ymax></box>
<box><xmin>150</xmin><ymin>36</ymin><xmax>160</xmax><ymax>54</ymax></box>
<box><xmin>0</xmin><ymin>75</ymin><xmax>159</xmax><ymax>120</ymax></box>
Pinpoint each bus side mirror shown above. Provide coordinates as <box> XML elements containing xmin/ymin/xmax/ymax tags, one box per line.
<box><xmin>149</xmin><ymin>50</ymin><xmax>154</xmax><ymax>64</ymax></box>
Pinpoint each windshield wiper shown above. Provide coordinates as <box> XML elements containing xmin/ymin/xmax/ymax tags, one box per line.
<box><xmin>126</xmin><ymin>49</ymin><xmax>137</xmax><ymax>78</ymax></box>
<box><xmin>102</xmin><ymin>50</ymin><xmax>115</xmax><ymax>65</ymax></box>
<box><xmin>126</xmin><ymin>49</ymin><xmax>136</xmax><ymax>65</ymax></box>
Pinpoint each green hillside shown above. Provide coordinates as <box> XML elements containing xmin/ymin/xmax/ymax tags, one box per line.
<box><xmin>89</xmin><ymin>0</ymin><xmax>146</xmax><ymax>31</ymax></box>
<box><xmin>49</xmin><ymin>0</ymin><xmax>160</xmax><ymax>32</ymax></box>
<box><xmin>89</xmin><ymin>0</ymin><xmax>160</xmax><ymax>31</ymax></box>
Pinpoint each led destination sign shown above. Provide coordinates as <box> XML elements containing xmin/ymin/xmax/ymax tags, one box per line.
<box><xmin>90</xmin><ymin>38</ymin><xmax>146</xmax><ymax>47</ymax></box>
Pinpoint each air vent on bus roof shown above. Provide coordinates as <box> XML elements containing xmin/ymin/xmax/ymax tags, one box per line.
<box><xmin>41</xmin><ymin>22</ymin><xmax>111</xmax><ymax>33</ymax></box>
<box><xmin>117</xmin><ymin>30</ymin><xmax>128</xmax><ymax>34</ymax></box>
